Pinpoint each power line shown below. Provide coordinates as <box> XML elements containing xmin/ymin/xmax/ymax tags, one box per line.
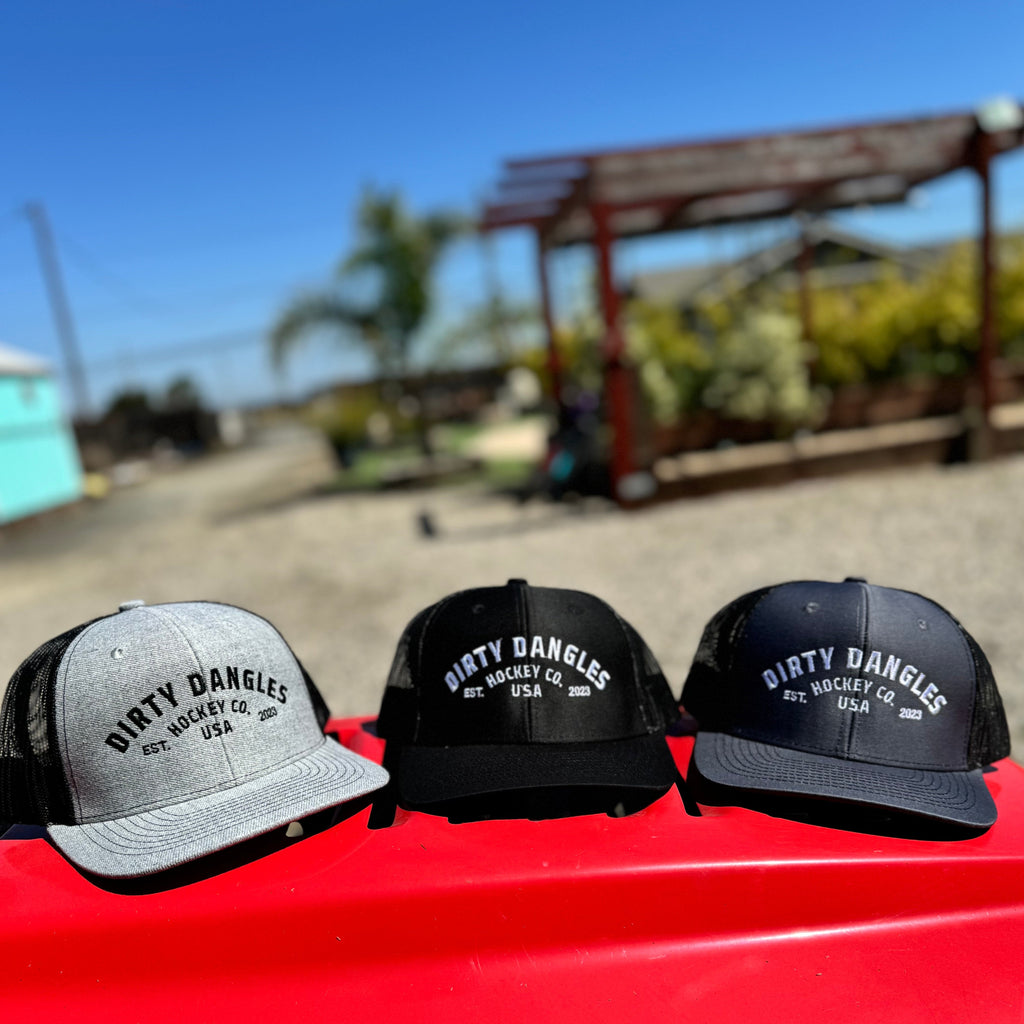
<box><xmin>82</xmin><ymin>327</ymin><xmax>267</xmax><ymax>373</ymax></box>
<box><xmin>54</xmin><ymin>230</ymin><xmax>167</xmax><ymax>313</ymax></box>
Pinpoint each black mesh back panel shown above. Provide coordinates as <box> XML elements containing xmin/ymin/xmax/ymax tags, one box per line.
<box><xmin>933</xmin><ymin>603</ymin><xmax>1009</xmax><ymax>767</ymax></box>
<box><xmin>377</xmin><ymin>606</ymin><xmax>435</xmax><ymax>742</ymax></box>
<box><xmin>297</xmin><ymin>663</ymin><xmax>331</xmax><ymax>732</ymax></box>
<box><xmin>681</xmin><ymin>585</ymin><xmax>775</xmax><ymax>731</ymax></box>
<box><xmin>615</xmin><ymin>615</ymin><xmax>680</xmax><ymax>728</ymax></box>
<box><xmin>0</xmin><ymin>620</ymin><xmax>98</xmax><ymax>825</ymax></box>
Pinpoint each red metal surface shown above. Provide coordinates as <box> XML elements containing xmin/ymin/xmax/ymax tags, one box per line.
<box><xmin>3</xmin><ymin>718</ymin><xmax>1024</xmax><ymax>1021</ymax></box>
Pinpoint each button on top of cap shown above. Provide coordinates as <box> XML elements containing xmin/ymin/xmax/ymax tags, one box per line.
<box><xmin>118</xmin><ymin>600</ymin><xmax>146</xmax><ymax>612</ymax></box>
<box><xmin>506</xmin><ymin>578</ymin><xmax>529</xmax><ymax>586</ymax></box>
<box><xmin>843</xmin><ymin>576</ymin><xmax>868</xmax><ymax>583</ymax></box>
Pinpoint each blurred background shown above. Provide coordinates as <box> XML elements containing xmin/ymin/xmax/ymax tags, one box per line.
<box><xmin>4</xmin><ymin>1</ymin><xmax>1024</xmax><ymax>752</ymax></box>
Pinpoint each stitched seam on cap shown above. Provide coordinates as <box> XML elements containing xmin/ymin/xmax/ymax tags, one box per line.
<box><xmin>71</xmin><ymin>733</ymin><xmax>335</xmax><ymax>823</ymax></box>
<box><xmin>732</xmin><ymin>725</ymin><xmax>965</xmax><ymax>768</ymax></box>
<box><xmin>156</xmin><ymin>605</ymin><xmax>238</xmax><ymax>781</ymax></box>
<box><xmin>518</xmin><ymin>582</ymin><xmax>534</xmax><ymax>742</ymax></box>
<box><xmin>58</xmin><ymin>622</ymin><xmax>106</xmax><ymax>818</ymax></box>
<box><xmin>731</xmin><ymin>586</ymin><xmax>777</xmax><ymax>671</ymax></box>
<box><xmin>161</xmin><ymin>603</ymin><xmax>323</xmax><ymax>780</ymax></box>
<box><xmin>847</xmin><ymin>582</ymin><xmax>868</xmax><ymax>758</ymax></box>
<box><xmin>194</xmin><ymin>600</ymin><xmax>320</xmax><ymax>719</ymax></box>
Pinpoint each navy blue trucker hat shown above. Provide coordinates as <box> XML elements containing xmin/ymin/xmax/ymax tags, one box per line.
<box><xmin>376</xmin><ymin>580</ymin><xmax>680</xmax><ymax>808</ymax></box>
<box><xmin>681</xmin><ymin>578</ymin><xmax>1010</xmax><ymax>828</ymax></box>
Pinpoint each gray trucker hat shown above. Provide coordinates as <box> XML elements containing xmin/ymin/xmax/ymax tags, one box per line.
<box><xmin>0</xmin><ymin>600</ymin><xmax>389</xmax><ymax>876</ymax></box>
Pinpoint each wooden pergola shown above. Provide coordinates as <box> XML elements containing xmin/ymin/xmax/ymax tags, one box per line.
<box><xmin>481</xmin><ymin>104</ymin><xmax>1024</xmax><ymax>499</ymax></box>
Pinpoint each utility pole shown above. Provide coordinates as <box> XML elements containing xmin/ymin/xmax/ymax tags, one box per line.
<box><xmin>23</xmin><ymin>201</ymin><xmax>91</xmax><ymax>421</ymax></box>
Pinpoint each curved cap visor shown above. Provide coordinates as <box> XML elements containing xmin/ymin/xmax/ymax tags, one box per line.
<box><xmin>49</xmin><ymin>737</ymin><xmax>389</xmax><ymax>877</ymax></box>
<box><xmin>692</xmin><ymin>731</ymin><xmax>997</xmax><ymax>828</ymax></box>
<box><xmin>396</xmin><ymin>734</ymin><xmax>677</xmax><ymax>807</ymax></box>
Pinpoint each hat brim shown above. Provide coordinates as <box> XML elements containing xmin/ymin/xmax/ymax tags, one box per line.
<box><xmin>395</xmin><ymin>734</ymin><xmax>678</xmax><ymax>808</ymax></box>
<box><xmin>691</xmin><ymin>731</ymin><xmax>997</xmax><ymax>828</ymax></box>
<box><xmin>49</xmin><ymin>737</ymin><xmax>389</xmax><ymax>878</ymax></box>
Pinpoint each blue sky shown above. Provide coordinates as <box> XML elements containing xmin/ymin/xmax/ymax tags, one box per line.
<box><xmin>1</xmin><ymin>0</ymin><xmax>1023</xmax><ymax>413</ymax></box>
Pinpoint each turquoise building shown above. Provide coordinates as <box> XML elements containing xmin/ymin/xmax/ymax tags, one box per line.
<box><xmin>0</xmin><ymin>343</ymin><xmax>82</xmax><ymax>524</ymax></box>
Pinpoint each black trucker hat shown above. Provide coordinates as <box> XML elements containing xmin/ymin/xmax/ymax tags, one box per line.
<box><xmin>0</xmin><ymin>600</ymin><xmax>389</xmax><ymax>876</ymax></box>
<box><xmin>376</xmin><ymin>579</ymin><xmax>680</xmax><ymax>810</ymax></box>
<box><xmin>681</xmin><ymin>577</ymin><xmax>1010</xmax><ymax>828</ymax></box>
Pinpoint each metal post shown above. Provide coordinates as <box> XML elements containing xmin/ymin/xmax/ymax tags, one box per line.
<box><xmin>797</xmin><ymin>229</ymin><xmax>815</xmax><ymax>342</ymax></box>
<box><xmin>976</xmin><ymin>133</ymin><xmax>997</xmax><ymax>418</ymax></box>
<box><xmin>591</xmin><ymin>202</ymin><xmax>634</xmax><ymax>496</ymax></box>
<box><xmin>535</xmin><ymin>231</ymin><xmax>563</xmax><ymax>407</ymax></box>
<box><xmin>797</xmin><ymin>225</ymin><xmax>819</xmax><ymax>383</ymax></box>
<box><xmin>23</xmin><ymin>202</ymin><xmax>91</xmax><ymax>421</ymax></box>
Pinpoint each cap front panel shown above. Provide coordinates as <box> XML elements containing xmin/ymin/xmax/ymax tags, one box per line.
<box><xmin>413</xmin><ymin>586</ymin><xmax>647</xmax><ymax>745</ymax></box>
<box><xmin>57</xmin><ymin>603</ymin><xmax>322</xmax><ymax>823</ymax></box>
<box><xmin>848</xmin><ymin>585</ymin><xmax>975</xmax><ymax>768</ymax></box>
<box><xmin>727</xmin><ymin>581</ymin><xmax>974</xmax><ymax>770</ymax></box>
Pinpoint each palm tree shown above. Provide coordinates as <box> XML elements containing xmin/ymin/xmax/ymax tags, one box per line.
<box><xmin>435</xmin><ymin>297</ymin><xmax>540</xmax><ymax>367</ymax></box>
<box><xmin>271</xmin><ymin>187</ymin><xmax>467</xmax><ymax>381</ymax></box>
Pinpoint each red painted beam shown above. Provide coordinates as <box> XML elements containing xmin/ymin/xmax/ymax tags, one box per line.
<box><xmin>535</xmin><ymin>231</ymin><xmax>563</xmax><ymax>408</ymax></box>
<box><xmin>976</xmin><ymin>129</ymin><xmax>997</xmax><ymax>419</ymax></box>
<box><xmin>591</xmin><ymin>202</ymin><xmax>634</xmax><ymax>500</ymax></box>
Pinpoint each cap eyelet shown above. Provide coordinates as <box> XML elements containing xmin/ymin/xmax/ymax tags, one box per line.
<box><xmin>111</xmin><ymin>648</ymin><xmax>124</xmax><ymax>660</ymax></box>
<box><xmin>472</xmin><ymin>604</ymin><xmax>485</xmax><ymax>614</ymax></box>
<box><xmin>805</xmin><ymin>602</ymin><xmax>819</xmax><ymax>614</ymax></box>
<box><xmin>918</xmin><ymin>619</ymin><xmax>928</xmax><ymax>630</ymax></box>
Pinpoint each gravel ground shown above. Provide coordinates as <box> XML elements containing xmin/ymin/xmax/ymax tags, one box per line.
<box><xmin>4</xmin><ymin>422</ymin><xmax>1024</xmax><ymax>755</ymax></box>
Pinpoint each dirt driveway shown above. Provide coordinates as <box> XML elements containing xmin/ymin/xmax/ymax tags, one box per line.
<box><xmin>4</xmin><ymin>422</ymin><xmax>1024</xmax><ymax>755</ymax></box>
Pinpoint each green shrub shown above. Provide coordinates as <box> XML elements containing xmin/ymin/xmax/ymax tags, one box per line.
<box><xmin>701</xmin><ymin>308</ymin><xmax>825</xmax><ymax>428</ymax></box>
<box><xmin>304</xmin><ymin>387</ymin><xmax>418</xmax><ymax>452</ymax></box>
<box><xmin>626</xmin><ymin>301</ymin><xmax>711</xmax><ymax>423</ymax></box>
<box><xmin>510</xmin><ymin>236</ymin><xmax>1024</xmax><ymax>431</ymax></box>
